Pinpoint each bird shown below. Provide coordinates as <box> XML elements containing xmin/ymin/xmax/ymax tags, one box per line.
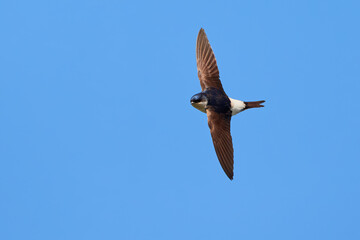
<box><xmin>190</xmin><ymin>28</ymin><xmax>265</xmax><ymax>180</ymax></box>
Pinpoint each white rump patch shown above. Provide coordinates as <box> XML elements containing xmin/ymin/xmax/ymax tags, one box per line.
<box><xmin>229</xmin><ymin>98</ymin><xmax>245</xmax><ymax>116</ymax></box>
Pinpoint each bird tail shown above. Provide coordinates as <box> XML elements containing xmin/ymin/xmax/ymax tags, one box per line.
<box><xmin>244</xmin><ymin>100</ymin><xmax>265</xmax><ymax>109</ymax></box>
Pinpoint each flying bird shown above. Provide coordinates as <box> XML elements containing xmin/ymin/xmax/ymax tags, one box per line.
<box><xmin>190</xmin><ymin>28</ymin><xmax>265</xmax><ymax>180</ymax></box>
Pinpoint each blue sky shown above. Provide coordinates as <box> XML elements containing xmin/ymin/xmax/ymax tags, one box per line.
<box><xmin>1</xmin><ymin>0</ymin><xmax>359</xmax><ymax>239</ymax></box>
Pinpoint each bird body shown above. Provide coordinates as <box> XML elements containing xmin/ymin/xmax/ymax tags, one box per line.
<box><xmin>190</xmin><ymin>28</ymin><xmax>265</xmax><ymax>180</ymax></box>
<box><xmin>191</xmin><ymin>88</ymin><xmax>231</xmax><ymax>114</ymax></box>
<box><xmin>191</xmin><ymin>91</ymin><xmax>246</xmax><ymax>116</ymax></box>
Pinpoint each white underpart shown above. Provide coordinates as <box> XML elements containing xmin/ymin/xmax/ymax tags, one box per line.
<box><xmin>229</xmin><ymin>98</ymin><xmax>246</xmax><ymax>116</ymax></box>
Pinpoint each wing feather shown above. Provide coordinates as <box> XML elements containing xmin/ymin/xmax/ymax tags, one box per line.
<box><xmin>196</xmin><ymin>28</ymin><xmax>225</xmax><ymax>92</ymax></box>
<box><xmin>207</xmin><ymin>110</ymin><xmax>234</xmax><ymax>180</ymax></box>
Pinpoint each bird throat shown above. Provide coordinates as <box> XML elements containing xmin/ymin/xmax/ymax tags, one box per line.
<box><xmin>191</xmin><ymin>101</ymin><xmax>207</xmax><ymax>113</ymax></box>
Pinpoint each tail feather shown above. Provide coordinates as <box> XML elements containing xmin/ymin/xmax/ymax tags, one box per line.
<box><xmin>244</xmin><ymin>100</ymin><xmax>265</xmax><ymax>109</ymax></box>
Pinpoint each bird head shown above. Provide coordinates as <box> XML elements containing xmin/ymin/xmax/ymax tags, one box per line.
<box><xmin>190</xmin><ymin>93</ymin><xmax>208</xmax><ymax>113</ymax></box>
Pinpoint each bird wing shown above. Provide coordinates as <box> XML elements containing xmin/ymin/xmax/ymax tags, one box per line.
<box><xmin>207</xmin><ymin>109</ymin><xmax>234</xmax><ymax>180</ymax></box>
<box><xmin>196</xmin><ymin>28</ymin><xmax>225</xmax><ymax>93</ymax></box>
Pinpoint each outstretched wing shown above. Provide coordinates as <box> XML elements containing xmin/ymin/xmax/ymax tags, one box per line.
<box><xmin>196</xmin><ymin>28</ymin><xmax>225</xmax><ymax>93</ymax></box>
<box><xmin>207</xmin><ymin>109</ymin><xmax>234</xmax><ymax>180</ymax></box>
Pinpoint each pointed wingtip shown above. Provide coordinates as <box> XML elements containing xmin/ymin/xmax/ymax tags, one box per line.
<box><xmin>226</xmin><ymin>172</ymin><xmax>234</xmax><ymax>180</ymax></box>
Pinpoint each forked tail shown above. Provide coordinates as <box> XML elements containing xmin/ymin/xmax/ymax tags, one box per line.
<box><xmin>244</xmin><ymin>100</ymin><xmax>265</xmax><ymax>109</ymax></box>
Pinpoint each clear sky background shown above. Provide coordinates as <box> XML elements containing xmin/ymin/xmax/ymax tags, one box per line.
<box><xmin>1</xmin><ymin>1</ymin><xmax>359</xmax><ymax>239</ymax></box>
